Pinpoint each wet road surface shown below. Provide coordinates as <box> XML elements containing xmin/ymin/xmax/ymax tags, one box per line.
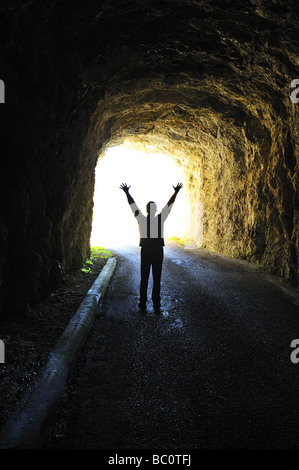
<box><xmin>45</xmin><ymin>243</ymin><xmax>299</xmax><ymax>449</ymax></box>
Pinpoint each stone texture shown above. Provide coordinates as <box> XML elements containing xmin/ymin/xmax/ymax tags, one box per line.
<box><xmin>0</xmin><ymin>0</ymin><xmax>298</xmax><ymax>315</ymax></box>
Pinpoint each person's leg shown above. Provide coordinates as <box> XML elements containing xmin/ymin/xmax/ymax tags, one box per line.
<box><xmin>139</xmin><ymin>247</ymin><xmax>151</xmax><ymax>308</ymax></box>
<box><xmin>151</xmin><ymin>247</ymin><xmax>164</xmax><ymax>309</ymax></box>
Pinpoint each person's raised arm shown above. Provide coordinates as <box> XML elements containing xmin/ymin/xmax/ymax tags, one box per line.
<box><xmin>120</xmin><ymin>183</ymin><xmax>142</xmax><ymax>218</ymax></box>
<box><xmin>167</xmin><ymin>183</ymin><xmax>183</xmax><ymax>206</ymax></box>
<box><xmin>120</xmin><ymin>183</ymin><xmax>134</xmax><ymax>205</ymax></box>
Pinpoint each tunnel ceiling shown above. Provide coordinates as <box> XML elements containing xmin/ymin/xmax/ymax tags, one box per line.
<box><xmin>88</xmin><ymin>0</ymin><xmax>294</xmax><ymax>158</ymax></box>
<box><xmin>0</xmin><ymin>0</ymin><xmax>298</xmax><ymax>315</ymax></box>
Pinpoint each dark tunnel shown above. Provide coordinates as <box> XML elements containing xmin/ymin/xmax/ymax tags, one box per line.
<box><xmin>0</xmin><ymin>0</ymin><xmax>298</xmax><ymax>318</ymax></box>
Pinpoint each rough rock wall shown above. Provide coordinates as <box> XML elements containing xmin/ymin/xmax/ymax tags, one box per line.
<box><xmin>0</xmin><ymin>0</ymin><xmax>298</xmax><ymax>315</ymax></box>
<box><xmin>0</xmin><ymin>1</ymin><xmax>98</xmax><ymax>314</ymax></box>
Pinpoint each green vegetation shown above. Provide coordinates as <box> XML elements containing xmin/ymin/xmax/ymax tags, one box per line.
<box><xmin>81</xmin><ymin>267</ymin><xmax>92</xmax><ymax>274</ymax></box>
<box><xmin>90</xmin><ymin>246</ymin><xmax>113</xmax><ymax>259</ymax></box>
<box><xmin>167</xmin><ymin>236</ymin><xmax>196</xmax><ymax>246</ymax></box>
<box><xmin>81</xmin><ymin>246</ymin><xmax>113</xmax><ymax>273</ymax></box>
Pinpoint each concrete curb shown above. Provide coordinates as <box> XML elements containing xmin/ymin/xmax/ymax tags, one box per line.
<box><xmin>0</xmin><ymin>257</ymin><xmax>117</xmax><ymax>449</ymax></box>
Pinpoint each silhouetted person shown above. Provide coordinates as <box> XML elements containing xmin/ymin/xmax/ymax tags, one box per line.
<box><xmin>120</xmin><ymin>182</ymin><xmax>183</xmax><ymax>311</ymax></box>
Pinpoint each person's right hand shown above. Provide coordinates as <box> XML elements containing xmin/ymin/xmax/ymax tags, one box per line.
<box><xmin>120</xmin><ymin>183</ymin><xmax>131</xmax><ymax>193</ymax></box>
<box><xmin>173</xmin><ymin>183</ymin><xmax>183</xmax><ymax>194</ymax></box>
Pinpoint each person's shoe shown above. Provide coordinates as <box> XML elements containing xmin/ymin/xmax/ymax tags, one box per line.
<box><xmin>138</xmin><ymin>302</ymin><xmax>146</xmax><ymax>310</ymax></box>
<box><xmin>153</xmin><ymin>304</ymin><xmax>161</xmax><ymax>312</ymax></box>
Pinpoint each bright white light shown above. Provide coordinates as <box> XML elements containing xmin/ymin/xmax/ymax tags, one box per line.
<box><xmin>90</xmin><ymin>146</ymin><xmax>187</xmax><ymax>247</ymax></box>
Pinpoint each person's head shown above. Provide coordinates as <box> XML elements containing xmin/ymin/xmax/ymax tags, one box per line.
<box><xmin>146</xmin><ymin>201</ymin><xmax>157</xmax><ymax>215</ymax></box>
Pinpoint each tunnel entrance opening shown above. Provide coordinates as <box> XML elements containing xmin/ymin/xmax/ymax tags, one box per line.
<box><xmin>90</xmin><ymin>145</ymin><xmax>187</xmax><ymax>248</ymax></box>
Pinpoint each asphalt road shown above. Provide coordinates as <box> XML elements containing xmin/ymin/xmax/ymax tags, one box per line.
<box><xmin>45</xmin><ymin>243</ymin><xmax>299</xmax><ymax>449</ymax></box>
